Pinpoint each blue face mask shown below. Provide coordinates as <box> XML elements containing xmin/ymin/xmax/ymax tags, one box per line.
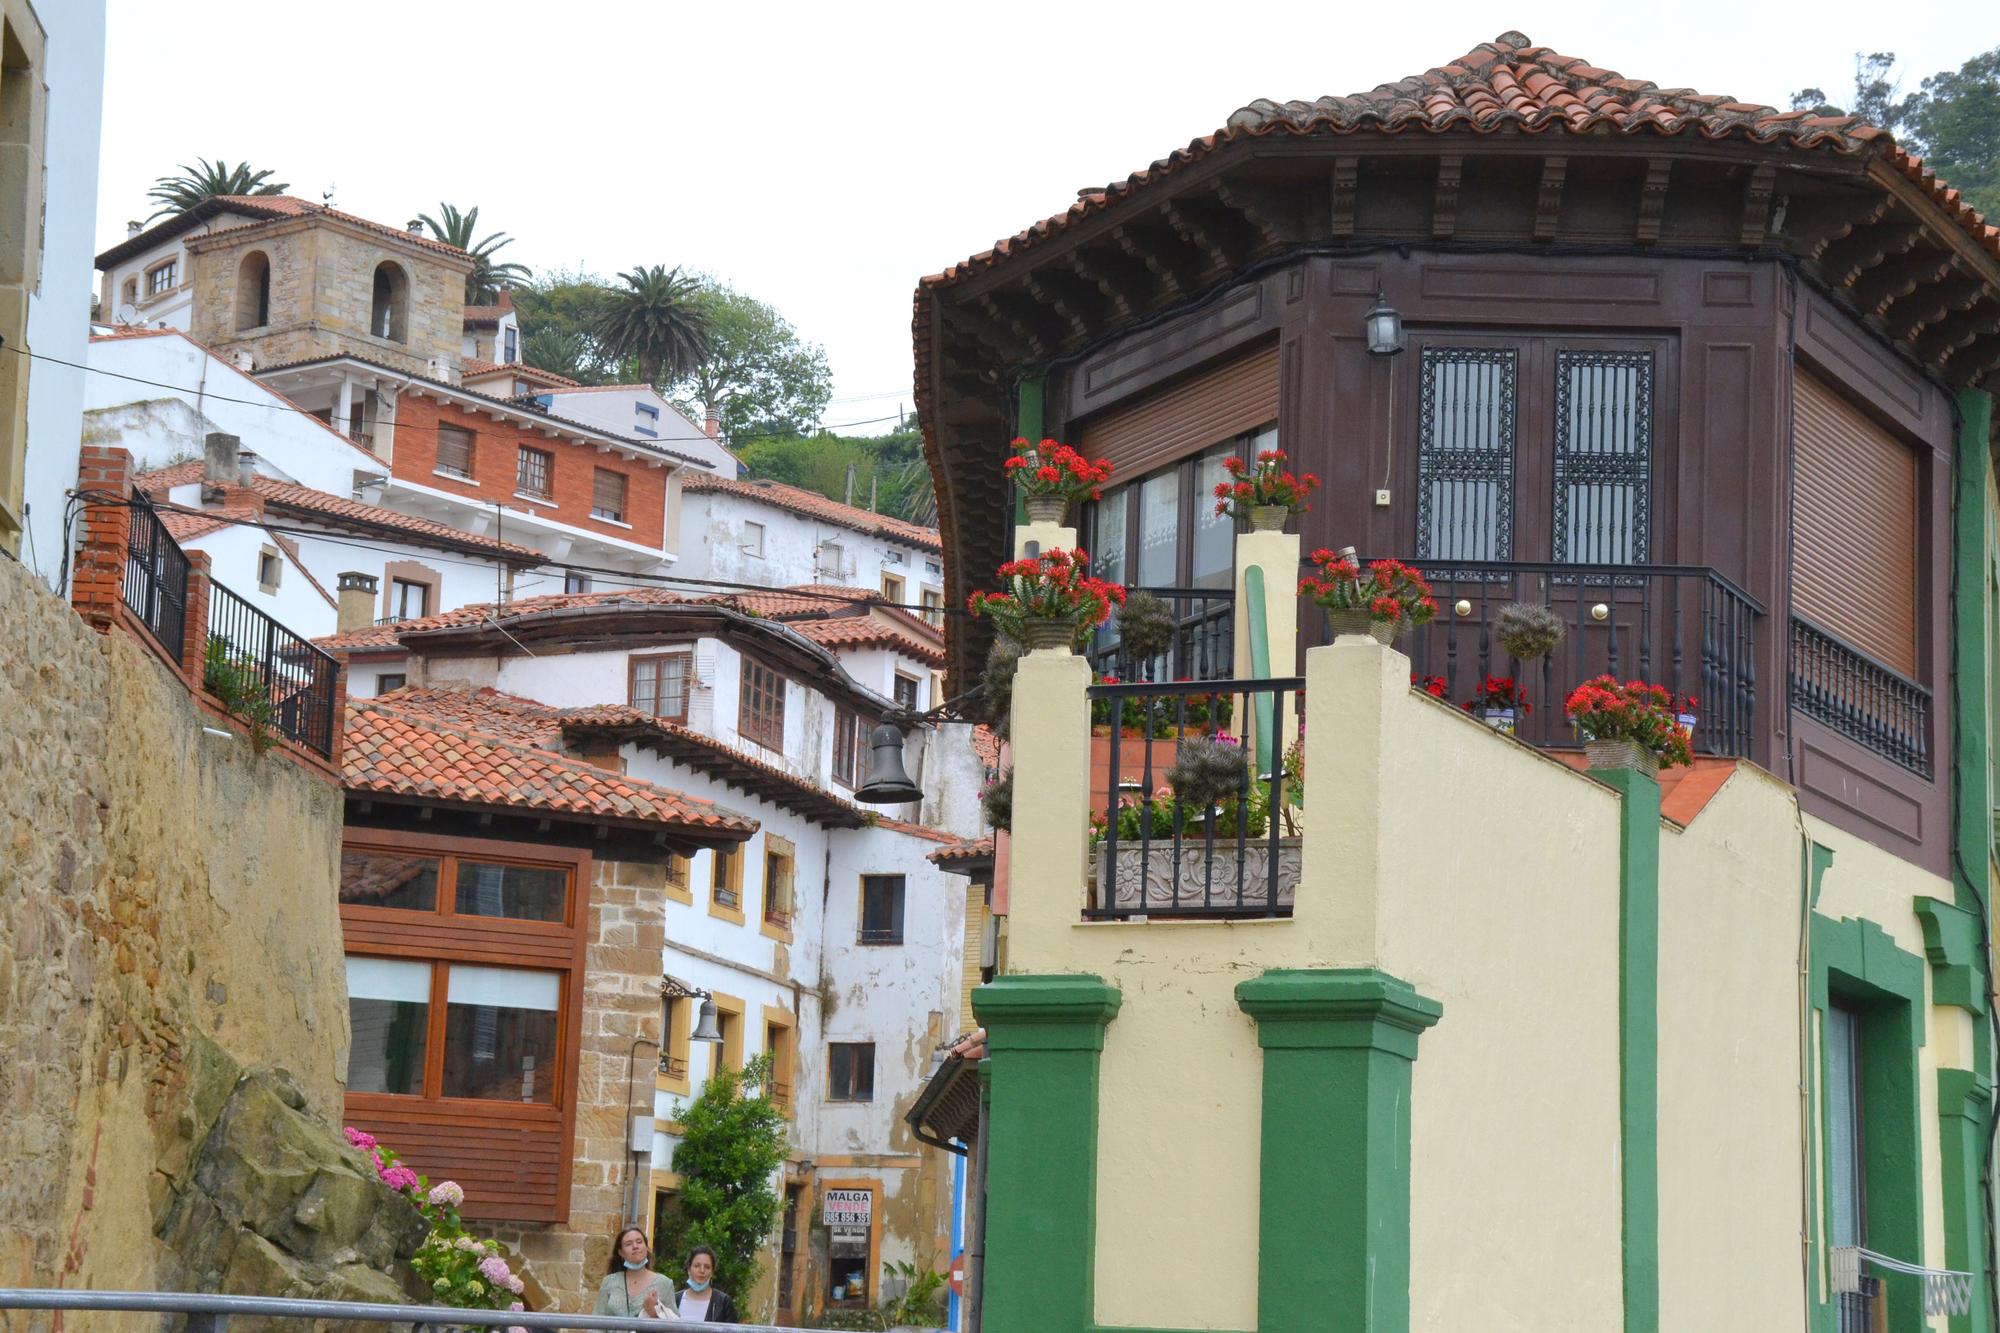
<box><xmin>686</xmin><ymin>1279</ymin><xmax>711</xmax><ymax>1292</ymax></box>
<box><xmin>623</xmin><ymin>1260</ymin><xmax>649</xmax><ymax>1271</ymax></box>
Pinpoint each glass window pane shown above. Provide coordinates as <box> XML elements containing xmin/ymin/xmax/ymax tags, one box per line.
<box><xmin>441</xmin><ymin>965</ymin><xmax>561</xmax><ymax>1103</ymax></box>
<box><xmin>1191</xmin><ymin>446</ymin><xmax>1237</xmax><ymax>590</ymax></box>
<box><xmin>1826</xmin><ymin>1005</ymin><xmax>1863</xmax><ymax>1248</ymax></box>
<box><xmin>1136</xmin><ymin>471</ymin><xmax>1180</xmax><ymax>586</ymax></box>
<box><xmin>341</xmin><ymin>851</ymin><xmax>439</xmax><ymax>911</ymax></box>
<box><xmin>1092</xmin><ymin>488</ymin><xmax>1128</xmax><ymax>586</ymax></box>
<box><xmin>346</xmin><ymin>957</ymin><xmax>429</xmax><ymax>1095</ymax></box>
<box><xmin>454</xmin><ymin>861</ymin><xmax>567</xmax><ymax>922</ymax></box>
<box><xmin>1417</xmin><ymin>348</ymin><xmax>1517</xmax><ymax>563</ymax></box>
<box><xmin>1554</xmin><ymin>350</ymin><xmax>1653</xmax><ymax>565</ymax></box>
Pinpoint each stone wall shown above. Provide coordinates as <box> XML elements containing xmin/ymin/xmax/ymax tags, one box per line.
<box><xmin>486</xmin><ymin>856</ymin><xmax>668</xmax><ymax>1312</ymax></box>
<box><xmin>187</xmin><ymin>217</ymin><xmax>469</xmax><ymax>376</ymax></box>
<box><xmin>0</xmin><ymin>552</ymin><xmax>356</xmax><ymax>1301</ymax></box>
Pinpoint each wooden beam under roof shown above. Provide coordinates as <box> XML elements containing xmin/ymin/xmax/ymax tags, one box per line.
<box><xmin>1820</xmin><ymin>220</ymin><xmax>1923</xmax><ymax>289</ymax></box>
<box><xmin>1213</xmin><ymin>178</ymin><xmax>1308</xmax><ymax>253</ymax></box>
<box><xmin>1739</xmin><ymin>163</ymin><xmax>1779</xmax><ymax>247</ymax></box>
<box><xmin>1850</xmin><ymin>248</ymin><xmax>1956</xmax><ymax>318</ymax></box>
<box><xmin>1431</xmin><ymin>155</ymin><xmax>1463</xmax><ymax>240</ymax></box>
<box><xmin>1533</xmin><ymin>156</ymin><xmax>1568</xmax><ymax>242</ymax></box>
<box><xmin>1634</xmin><ymin>158</ymin><xmax>1672</xmax><ymax>244</ymax></box>
<box><xmin>1330</xmin><ymin>156</ymin><xmax>1360</xmax><ymax>236</ymax></box>
<box><xmin>1783</xmin><ymin>194</ymin><xmax>1891</xmax><ymax>262</ymax></box>
<box><xmin>1882</xmin><ymin>266</ymin><xmax>1983</xmax><ymax>342</ymax></box>
<box><xmin>1111</xmin><ymin>222</ymin><xmax>1189</xmax><ymax>302</ymax></box>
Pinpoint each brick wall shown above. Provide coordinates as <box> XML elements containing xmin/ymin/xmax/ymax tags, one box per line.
<box><xmin>392</xmin><ymin>394</ymin><xmax>667</xmax><ymax>549</ymax></box>
<box><xmin>487</xmin><ymin>857</ymin><xmax>668</xmax><ymax>1311</ymax></box>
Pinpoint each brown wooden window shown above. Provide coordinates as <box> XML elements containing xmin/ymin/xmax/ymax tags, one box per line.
<box><xmin>517</xmin><ymin>446</ymin><xmax>553</xmax><ymax>499</ymax></box>
<box><xmin>919</xmin><ymin>588</ymin><xmax>943</xmax><ymax>627</ymax></box>
<box><xmin>337</xmin><ymin>833</ymin><xmax>586</xmax><ymax>1223</ymax></box>
<box><xmin>892</xmin><ymin>674</ymin><xmax>919</xmax><ymax>711</ymax></box>
<box><xmin>832</xmin><ymin>708</ymin><xmax>870</xmax><ymax>788</ymax></box>
<box><xmin>828</xmin><ymin>1042</ymin><xmax>875</xmax><ymax>1102</ymax></box>
<box><xmin>712</xmin><ymin>845</ymin><xmax>743</xmax><ymax>911</ymax></box>
<box><xmin>763</xmin><ymin>835</ymin><xmax>795</xmax><ymax>929</ymax></box>
<box><xmin>390</xmin><ymin>578</ymin><xmax>429</xmax><ymax>622</ymax></box>
<box><xmin>859</xmin><ymin>875</ymin><xmax>904</xmax><ymax>945</ymax></box>
<box><xmin>436</xmin><ymin>425</ymin><xmax>475</xmax><ymax>479</ymax></box>
<box><xmin>591</xmin><ymin>468</ymin><xmax>628</xmax><ymax>523</ymax></box>
<box><xmin>1086</xmin><ymin>432</ymin><xmax>1260</xmax><ymax>593</ymax></box>
<box><xmin>739</xmin><ymin>658</ymin><xmax>785</xmax><ymax>750</ymax></box>
<box><xmin>880</xmin><ymin>572</ymin><xmax>905</xmax><ymax>603</ymax></box>
<box><xmin>146</xmin><ymin>259</ymin><xmax>177</xmax><ymax>296</ymax></box>
<box><xmin>630</xmin><ymin>651</ymin><xmax>692</xmax><ymax>724</ymax></box>
<box><xmin>764</xmin><ymin>1014</ymin><xmax>795</xmax><ymax>1109</ymax></box>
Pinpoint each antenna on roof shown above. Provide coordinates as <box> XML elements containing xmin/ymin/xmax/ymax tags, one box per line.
<box><xmin>322</xmin><ymin>185</ymin><xmax>336</xmax><ymax>205</ymax></box>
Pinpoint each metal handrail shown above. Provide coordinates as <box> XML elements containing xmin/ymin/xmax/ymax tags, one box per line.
<box><xmin>1328</xmin><ymin>556</ymin><xmax>1768</xmax><ymax>614</ymax></box>
<box><xmin>0</xmin><ymin>1287</ymin><xmax>788</xmax><ymax>1331</ymax></box>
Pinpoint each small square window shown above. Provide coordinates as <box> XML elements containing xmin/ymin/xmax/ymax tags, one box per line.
<box><xmin>828</xmin><ymin>1042</ymin><xmax>875</xmax><ymax>1102</ymax></box>
<box><xmin>742</xmin><ymin>521</ymin><xmax>766</xmax><ymax>557</ymax></box>
<box><xmin>390</xmin><ymin>579</ymin><xmax>429</xmax><ymax>622</ymax></box>
<box><xmin>517</xmin><ymin>446</ymin><xmax>553</xmax><ymax>499</ymax></box>
<box><xmin>377</xmin><ymin>672</ymin><xmax>407</xmax><ymax>694</ymax></box>
<box><xmin>881</xmin><ymin>572</ymin><xmax>905</xmax><ymax>603</ymax></box>
<box><xmin>859</xmin><ymin>875</ymin><xmax>904</xmax><ymax>945</ymax></box>
<box><xmin>435</xmin><ymin>425</ymin><xmax>475</xmax><ymax>479</ymax></box>
<box><xmin>565</xmin><ymin>571</ymin><xmax>592</xmax><ymax>594</ymax></box>
<box><xmin>591</xmin><ymin>467</ymin><xmax>627</xmax><ymax>523</ymax></box>
<box><xmin>146</xmin><ymin>260</ymin><xmax>177</xmax><ymax>296</ymax></box>
<box><xmin>893</xmin><ymin>675</ymin><xmax>919</xmax><ymax>711</ymax></box>
<box><xmin>257</xmin><ymin>547</ymin><xmax>282</xmax><ymax>593</ymax></box>
<box><xmin>635</xmin><ymin>402</ymin><xmax>661</xmax><ymax>438</ymax></box>
<box><xmin>631</xmin><ymin>651</ymin><xmax>693</xmax><ymax>724</ymax></box>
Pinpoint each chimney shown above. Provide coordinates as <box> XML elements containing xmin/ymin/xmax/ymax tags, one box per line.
<box><xmin>407</xmin><ymin>219</ymin><xmax>425</xmax><ymax>235</ymax></box>
<box><xmin>704</xmin><ymin>407</ymin><xmax>720</xmax><ymax>440</ymax></box>
<box><xmin>125</xmin><ymin>220</ymin><xmax>142</xmax><ymax>236</ymax></box>
<box><xmin>497</xmin><ymin>288</ymin><xmax>512</xmax><ymax>312</ymax></box>
<box><xmin>202</xmin><ymin>431</ymin><xmax>241</xmax><ymax>497</ymax></box>
<box><xmin>231</xmin><ymin>349</ymin><xmax>255</xmax><ymax>372</ymax></box>
<box><xmin>337</xmin><ymin>572</ymin><xmax>379</xmax><ymax>634</ymax></box>
<box><xmin>236</xmin><ymin>449</ymin><xmax>258</xmax><ymax>488</ymax></box>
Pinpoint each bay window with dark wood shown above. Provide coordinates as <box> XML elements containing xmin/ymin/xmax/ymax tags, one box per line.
<box><xmin>339</xmin><ymin>832</ymin><xmax>588</xmax><ymax>1223</ymax></box>
<box><xmin>739</xmin><ymin>656</ymin><xmax>786</xmax><ymax>750</ymax></box>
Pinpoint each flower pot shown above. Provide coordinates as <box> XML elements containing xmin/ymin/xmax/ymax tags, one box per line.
<box><xmin>1325</xmin><ymin>609</ymin><xmax>1398</xmax><ymax>645</ymax></box>
<box><xmin>1024</xmin><ymin>495</ymin><xmax>1069</xmax><ymax>525</ymax></box>
<box><xmin>1584</xmin><ymin>737</ymin><xmax>1659</xmax><ymax>777</ymax></box>
<box><xmin>1019</xmin><ymin>618</ymin><xmax>1075</xmax><ymax>652</ymax></box>
<box><xmin>1678</xmin><ymin>712</ymin><xmax>1697</xmax><ymax>744</ymax></box>
<box><xmin>1249</xmin><ymin>505</ymin><xmax>1289</xmax><ymax>532</ymax></box>
<box><xmin>1479</xmin><ymin>706</ymin><xmax>1517</xmax><ymax>735</ymax></box>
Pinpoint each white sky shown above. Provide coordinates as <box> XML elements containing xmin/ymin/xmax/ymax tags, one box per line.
<box><xmin>94</xmin><ymin>0</ymin><xmax>1994</xmax><ymax>434</ymax></box>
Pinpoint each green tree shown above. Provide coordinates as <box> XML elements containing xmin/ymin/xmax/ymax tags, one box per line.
<box><xmin>1790</xmin><ymin>46</ymin><xmax>2000</xmax><ymax>215</ymax></box>
<box><xmin>415</xmin><ymin>203</ymin><xmax>533</xmax><ymax>303</ymax></box>
<box><xmin>596</xmin><ymin>265</ymin><xmax>712</xmax><ymax>388</ymax></box>
<box><xmin>668</xmin><ymin>283</ymin><xmax>833</xmax><ymax>438</ymax></box>
<box><xmin>512</xmin><ymin>269</ymin><xmax>625</xmax><ymax>384</ymax></box>
<box><xmin>734</xmin><ymin>426</ymin><xmax>935</xmax><ymax>526</ymax></box>
<box><xmin>657</xmin><ymin>1052</ymin><xmax>787</xmax><ymax>1299</ymax></box>
<box><xmin>145</xmin><ymin>158</ymin><xmax>288</xmax><ymax>222</ymax></box>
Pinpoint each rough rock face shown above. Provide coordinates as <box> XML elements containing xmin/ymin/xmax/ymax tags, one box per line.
<box><xmin>153</xmin><ymin>1035</ymin><xmax>427</xmax><ymax>1318</ymax></box>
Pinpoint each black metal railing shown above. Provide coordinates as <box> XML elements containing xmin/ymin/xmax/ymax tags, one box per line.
<box><xmin>858</xmin><ymin>927</ymin><xmax>903</xmax><ymax>945</ymax></box>
<box><xmin>203</xmin><ymin>580</ymin><xmax>341</xmax><ymax>758</ymax></box>
<box><xmin>1836</xmin><ymin>1276</ymin><xmax>1879</xmax><ymax>1333</ymax></box>
<box><xmin>1087</xmin><ymin>587</ymin><xmax>1235</xmax><ymax>682</ymax></box>
<box><xmin>1316</xmin><ymin>559</ymin><xmax>1763</xmax><ymax>760</ymax></box>
<box><xmin>1790</xmin><ymin>618</ymin><xmax>1932</xmax><ymax>776</ymax></box>
<box><xmin>1087</xmin><ymin>676</ymin><xmax>1301</xmax><ymax>920</ymax></box>
<box><xmin>123</xmin><ymin>491</ymin><xmax>190</xmax><ymax>661</ymax></box>
<box><xmin>658</xmin><ymin>1054</ymin><xmax>689</xmax><ymax>1078</ymax></box>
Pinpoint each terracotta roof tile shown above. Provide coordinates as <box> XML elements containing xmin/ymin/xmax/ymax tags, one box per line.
<box><xmin>917</xmin><ymin>31</ymin><xmax>1999</xmax><ymax>296</ymax></box>
<box><xmin>683</xmin><ymin>476</ymin><xmax>941</xmax><ymax>552</ymax></box>
<box><xmin>929</xmin><ymin>835</ymin><xmax>995</xmax><ymax>866</ymax></box>
<box><xmin>158</xmin><ymin>505</ymin><xmax>256</xmax><ymax>541</ymax></box>
<box><xmin>135</xmin><ymin>462</ymin><xmax>545</xmax><ymax>561</ymax></box>
<box><xmin>461</xmin><ymin>358</ymin><xmax>582</xmax><ymax>389</ymax></box>
<box><xmin>315</xmin><ymin>624</ymin><xmax>406</xmax><ymax>652</ymax></box>
<box><xmin>789</xmin><ymin>615</ymin><xmax>946</xmax><ymax>666</ymax></box>
<box><xmin>462</xmin><ymin>305</ymin><xmax>508</xmax><ymax>326</ymax></box>
<box><xmin>344</xmin><ymin>692</ymin><xmax>756</xmax><ymax>837</ymax></box>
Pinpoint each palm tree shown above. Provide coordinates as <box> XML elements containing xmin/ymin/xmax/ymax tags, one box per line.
<box><xmin>415</xmin><ymin>203</ymin><xmax>534</xmax><ymax>303</ymax></box>
<box><xmin>594</xmin><ymin>266</ymin><xmax>712</xmax><ymax>387</ymax></box>
<box><xmin>521</xmin><ymin>327</ymin><xmax>599</xmax><ymax>386</ymax></box>
<box><xmin>145</xmin><ymin>159</ymin><xmax>288</xmax><ymax>222</ymax></box>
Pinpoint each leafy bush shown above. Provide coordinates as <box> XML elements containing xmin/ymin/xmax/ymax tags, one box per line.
<box><xmin>657</xmin><ymin>1052</ymin><xmax>788</xmax><ymax>1298</ymax></box>
<box><xmin>203</xmin><ymin>635</ymin><xmax>277</xmax><ymax>752</ymax></box>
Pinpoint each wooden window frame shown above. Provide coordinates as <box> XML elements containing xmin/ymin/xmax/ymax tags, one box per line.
<box><xmin>708</xmin><ymin>990</ymin><xmax>746</xmax><ymax>1076</ymax></box>
<box><xmin>1083</xmin><ymin>431</ymin><xmax>1262</xmax><ymax>594</ymax></box>
<box><xmin>826</xmin><ymin>1042</ymin><xmax>876</xmax><ymax>1103</ymax></box>
<box><xmin>257</xmin><ymin>544</ymin><xmax>283</xmax><ymax>594</ymax></box>
<box><xmin>919</xmin><ymin>588</ymin><xmax>943</xmax><ymax>627</ymax></box>
<box><xmin>338</xmin><ymin>829</ymin><xmax>588</xmax><ymax>1224</ymax></box>
<box><xmin>145</xmin><ymin>257</ymin><xmax>178</xmax><ymax>297</ymax></box>
<box><xmin>662</xmin><ymin>851</ymin><xmax>694</xmax><ymax>906</ymax></box>
<box><xmin>892</xmin><ymin>673</ymin><xmax>920</xmax><ymax>712</ymax></box>
<box><xmin>516</xmin><ymin>445</ymin><xmax>554</xmax><ymax>500</ymax></box>
<box><xmin>591</xmin><ymin>467</ymin><xmax>629</xmax><ymax>524</ymax></box>
<box><xmin>629</xmin><ymin>649</ymin><xmax>694</xmax><ymax>725</ymax></box>
<box><xmin>858</xmin><ymin>875</ymin><xmax>905</xmax><ymax>946</ymax></box>
<box><xmin>708</xmin><ymin>844</ymin><xmax>745</xmax><ymax>924</ymax></box>
<box><xmin>739</xmin><ymin>657</ymin><xmax>786</xmax><ymax>751</ymax></box>
<box><xmin>763</xmin><ymin>1006</ymin><xmax>797</xmax><ymax>1117</ymax></box>
<box><xmin>656</xmin><ymin>995</ymin><xmax>693</xmax><ymax>1094</ymax></box>
<box><xmin>761</xmin><ymin>833</ymin><xmax>796</xmax><ymax>943</ymax></box>
<box><xmin>832</xmin><ymin>707</ymin><xmax>872</xmax><ymax>789</ymax></box>
<box><xmin>880</xmin><ymin>571</ymin><xmax>906</xmax><ymax>604</ymax></box>
<box><xmin>435</xmin><ymin>424</ymin><xmax>476</xmax><ymax>480</ymax></box>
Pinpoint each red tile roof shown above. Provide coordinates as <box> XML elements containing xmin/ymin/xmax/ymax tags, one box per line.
<box><xmin>158</xmin><ymin>506</ymin><xmax>255</xmax><ymax>541</ymax></box>
<box><xmin>135</xmin><ymin>461</ymin><xmax>546</xmax><ymax>562</ymax></box>
<box><xmin>462</xmin><ymin>305</ymin><xmax>509</xmax><ymax>326</ymax></box>
<box><xmin>870</xmin><ymin>816</ymin><xmax>961</xmax><ymax>845</ymax></box>
<box><xmin>461</xmin><ymin>358</ymin><xmax>581</xmax><ymax>389</ymax></box>
<box><xmin>682</xmin><ymin>476</ymin><xmax>942</xmax><ymax>552</ymax></box>
<box><xmin>919</xmin><ymin>31</ymin><xmax>1998</xmax><ymax>293</ymax></box>
<box><xmin>314</xmin><ymin>625</ymin><xmax>407</xmax><ymax>653</ymax></box>
<box><xmin>790</xmin><ymin>615</ymin><xmax>946</xmax><ymax>666</ymax></box>
<box><xmin>345</xmin><ymin>692</ymin><xmax>756</xmax><ymax>838</ymax></box>
<box><xmin>929</xmin><ymin>836</ymin><xmax>995</xmax><ymax>868</ymax></box>
<box><xmin>312</xmin><ymin>588</ymin><xmax>692</xmax><ymax>652</ymax></box>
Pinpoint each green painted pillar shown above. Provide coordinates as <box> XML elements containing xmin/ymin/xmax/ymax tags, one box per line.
<box><xmin>1600</xmin><ymin>767</ymin><xmax>1661</xmax><ymax>1333</ymax></box>
<box><xmin>1012</xmin><ymin>377</ymin><xmax>1046</xmax><ymax>528</ymax></box>
<box><xmin>1235</xmin><ymin>968</ymin><xmax>1442</xmax><ymax>1333</ymax></box>
<box><xmin>971</xmin><ymin>973</ymin><xmax>1119</xmax><ymax>1333</ymax></box>
<box><xmin>1940</xmin><ymin>1069</ymin><xmax>1995</xmax><ymax>1333</ymax></box>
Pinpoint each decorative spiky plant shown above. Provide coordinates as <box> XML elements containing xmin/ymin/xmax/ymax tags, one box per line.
<box><xmin>1166</xmin><ymin>734</ymin><xmax>1251</xmax><ymax>810</ymax></box>
<box><xmin>1115</xmin><ymin>590</ymin><xmax>1178</xmax><ymax>665</ymax></box>
<box><xmin>1494</xmin><ymin>603</ymin><xmax>1564</xmax><ymax>662</ymax></box>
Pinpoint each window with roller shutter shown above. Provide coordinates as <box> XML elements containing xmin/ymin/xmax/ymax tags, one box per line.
<box><xmin>1076</xmin><ymin>341</ymin><xmax>1279</xmax><ymax>480</ymax></box>
<box><xmin>1791</xmin><ymin>369</ymin><xmax>1920</xmax><ymax>679</ymax></box>
<box><xmin>591</xmin><ymin>467</ymin><xmax>628</xmax><ymax>523</ymax></box>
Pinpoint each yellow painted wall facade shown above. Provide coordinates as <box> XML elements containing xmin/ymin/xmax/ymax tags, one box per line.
<box><xmin>1002</xmin><ymin>632</ymin><xmax>1980</xmax><ymax>1332</ymax></box>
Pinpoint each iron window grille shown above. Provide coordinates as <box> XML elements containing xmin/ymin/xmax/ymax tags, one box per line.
<box><xmin>1553</xmin><ymin>349</ymin><xmax>1653</xmax><ymax>570</ymax></box>
<box><xmin>1416</xmin><ymin>347</ymin><xmax>1517</xmax><ymax>572</ymax></box>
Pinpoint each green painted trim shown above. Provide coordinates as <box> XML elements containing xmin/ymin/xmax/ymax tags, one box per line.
<box><xmin>1801</xmin><ymin>840</ymin><xmax>1836</xmax><ymax>1333</ymax></box>
<box><xmin>1953</xmin><ymin>388</ymin><xmax>1994</xmax><ymax>927</ymax></box>
<box><xmin>1011</xmin><ymin>377</ymin><xmax>1046</xmax><ymax>528</ymax></box>
<box><xmin>1915</xmin><ymin>896</ymin><xmax>1989</xmax><ymax>1014</ymax></box>
<box><xmin>1236</xmin><ymin>968</ymin><xmax>1441</xmax><ymax>1333</ymax></box>
<box><xmin>1809</xmin><ymin>914</ymin><xmax>1929</xmax><ymax>1328</ymax></box>
<box><xmin>971</xmin><ymin>974</ymin><xmax>1117</xmax><ymax>1333</ymax></box>
<box><xmin>1938</xmin><ymin>1069</ymin><xmax>1995</xmax><ymax>1333</ymax></box>
<box><xmin>1245</xmin><ymin>565</ymin><xmax>1274</xmax><ymax>773</ymax></box>
<box><xmin>1599</xmin><ymin>767</ymin><xmax>1660</xmax><ymax>1333</ymax></box>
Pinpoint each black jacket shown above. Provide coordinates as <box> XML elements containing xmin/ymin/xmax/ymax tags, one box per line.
<box><xmin>678</xmin><ymin>1288</ymin><xmax>737</xmax><ymax>1324</ymax></box>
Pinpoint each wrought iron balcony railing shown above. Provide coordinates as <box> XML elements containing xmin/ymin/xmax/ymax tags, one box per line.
<box><xmin>1789</xmin><ymin>618</ymin><xmax>1931</xmax><ymax>776</ymax></box>
<box><xmin>204</xmin><ymin>581</ymin><xmax>343</xmax><ymax>759</ymax></box>
<box><xmin>123</xmin><ymin>491</ymin><xmax>190</xmax><ymax>662</ymax></box>
<box><xmin>1087</xmin><ymin>587</ymin><xmax>1234</xmax><ymax>683</ymax></box>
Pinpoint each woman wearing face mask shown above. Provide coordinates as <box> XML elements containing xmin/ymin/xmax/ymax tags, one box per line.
<box><xmin>675</xmin><ymin>1246</ymin><xmax>737</xmax><ymax>1324</ymax></box>
<box><xmin>595</xmin><ymin>1227</ymin><xmax>677</xmax><ymax>1321</ymax></box>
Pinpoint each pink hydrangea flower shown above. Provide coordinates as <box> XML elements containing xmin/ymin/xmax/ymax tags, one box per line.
<box><xmin>378</xmin><ymin>1164</ymin><xmax>419</xmax><ymax>1192</ymax></box>
<box><xmin>427</xmin><ymin>1181</ymin><xmax>465</xmax><ymax>1208</ymax></box>
<box><xmin>342</xmin><ymin>1127</ymin><xmax>378</xmax><ymax>1152</ymax></box>
<box><xmin>480</xmin><ymin>1256</ymin><xmax>513</xmax><ymax>1286</ymax></box>
<box><xmin>510</xmin><ymin>1303</ymin><xmax>524</xmax><ymax>1313</ymax></box>
<box><xmin>506</xmin><ymin>1276</ymin><xmax>525</xmax><ymax>1295</ymax></box>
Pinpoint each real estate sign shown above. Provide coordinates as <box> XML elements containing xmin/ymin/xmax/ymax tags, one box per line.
<box><xmin>826</xmin><ymin>1188</ymin><xmax>872</xmax><ymax>1244</ymax></box>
